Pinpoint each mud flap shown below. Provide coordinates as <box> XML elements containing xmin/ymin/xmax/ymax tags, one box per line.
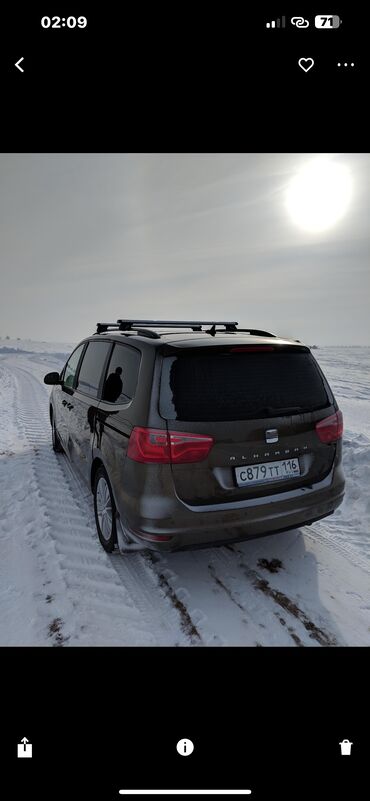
<box><xmin>116</xmin><ymin>515</ymin><xmax>145</xmax><ymax>553</ymax></box>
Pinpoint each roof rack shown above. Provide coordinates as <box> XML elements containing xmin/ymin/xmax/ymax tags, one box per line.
<box><xmin>116</xmin><ymin>319</ymin><xmax>239</xmax><ymax>332</ymax></box>
<box><xmin>95</xmin><ymin>320</ymin><xmax>277</xmax><ymax>339</ymax></box>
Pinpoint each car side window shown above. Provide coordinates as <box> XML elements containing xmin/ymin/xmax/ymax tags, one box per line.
<box><xmin>102</xmin><ymin>343</ymin><xmax>141</xmax><ymax>403</ymax></box>
<box><xmin>75</xmin><ymin>341</ymin><xmax>112</xmax><ymax>398</ymax></box>
<box><xmin>62</xmin><ymin>343</ymin><xmax>86</xmax><ymax>390</ymax></box>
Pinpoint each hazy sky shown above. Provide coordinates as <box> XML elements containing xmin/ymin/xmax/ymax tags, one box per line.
<box><xmin>0</xmin><ymin>153</ymin><xmax>369</xmax><ymax>344</ymax></box>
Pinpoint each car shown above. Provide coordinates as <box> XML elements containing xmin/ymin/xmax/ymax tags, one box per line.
<box><xmin>44</xmin><ymin>319</ymin><xmax>345</xmax><ymax>553</ymax></box>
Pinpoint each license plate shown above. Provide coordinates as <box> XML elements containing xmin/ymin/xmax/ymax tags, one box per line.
<box><xmin>235</xmin><ymin>458</ymin><xmax>300</xmax><ymax>487</ymax></box>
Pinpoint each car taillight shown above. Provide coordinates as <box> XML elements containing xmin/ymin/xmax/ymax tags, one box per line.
<box><xmin>315</xmin><ymin>410</ymin><xmax>343</xmax><ymax>443</ymax></box>
<box><xmin>127</xmin><ymin>426</ymin><xmax>214</xmax><ymax>463</ymax></box>
<box><xmin>127</xmin><ymin>427</ymin><xmax>170</xmax><ymax>463</ymax></box>
<box><xmin>169</xmin><ymin>431</ymin><xmax>214</xmax><ymax>463</ymax></box>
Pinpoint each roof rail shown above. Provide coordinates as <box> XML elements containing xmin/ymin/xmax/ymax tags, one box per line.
<box><xmin>236</xmin><ymin>328</ymin><xmax>276</xmax><ymax>338</ymax></box>
<box><xmin>134</xmin><ymin>328</ymin><xmax>161</xmax><ymax>339</ymax></box>
<box><xmin>95</xmin><ymin>322</ymin><xmax>161</xmax><ymax>339</ymax></box>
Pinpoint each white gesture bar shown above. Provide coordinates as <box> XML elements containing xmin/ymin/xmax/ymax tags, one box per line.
<box><xmin>119</xmin><ymin>792</ymin><xmax>252</xmax><ymax>796</ymax></box>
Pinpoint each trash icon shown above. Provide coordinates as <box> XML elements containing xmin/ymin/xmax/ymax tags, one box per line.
<box><xmin>339</xmin><ymin>739</ymin><xmax>353</xmax><ymax>756</ymax></box>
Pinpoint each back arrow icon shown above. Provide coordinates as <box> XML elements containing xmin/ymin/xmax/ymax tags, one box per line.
<box><xmin>15</xmin><ymin>57</ymin><xmax>24</xmax><ymax>72</ymax></box>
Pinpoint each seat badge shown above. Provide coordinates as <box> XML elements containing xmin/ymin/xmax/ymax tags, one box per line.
<box><xmin>265</xmin><ymin>428</ymin><xmax>278</xmax><ymax>444</ymax></box>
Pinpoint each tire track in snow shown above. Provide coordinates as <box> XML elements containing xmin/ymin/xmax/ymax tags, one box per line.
<box><xmin>147</xmin><ymin>548</ymin><xmax>284</xmax><ymax>647</ymax></box>
<box><xmin>150</xmin><ymin>538</ymin><xmax>339</xmax><ymax>647</ymax></box>
<box><xmin>233</xmin><ymin>557</ymin><xmax>336</xmax><ymax>646</ymax></box>
<box><xmin>144</xmin><ymin>553</ymin><xmax>202</xmax><ymax>643</ymax></box>
<box><xmin>219</xmin><ymin>545</ymin><xmax>338</xmax><ymax>646</ymax></box>
<box><xmin>207</xmin><ymin>562</ymin><xmax>305</xmax><ymax>647</ymax></box>
<box><xmin>304</xmin><ymin>524</ymin><xmax>370</xmax><ymax>576</ymax></box>
<box><xmin>7</xmin><ymin>361</ymin><xmax>193</xmax><ymax>645</ymax></box>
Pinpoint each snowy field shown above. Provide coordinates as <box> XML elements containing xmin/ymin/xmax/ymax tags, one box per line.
<box><xmin>0</xmin><ymin>339</ymin><xmax>369</xmax><ymax>647</ymax></box>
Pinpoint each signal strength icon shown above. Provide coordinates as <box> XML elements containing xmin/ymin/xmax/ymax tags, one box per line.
<box><xmin>266</xmin><ymin>16</ymin><xmax>286</xmax><ymax>28</ymax></box>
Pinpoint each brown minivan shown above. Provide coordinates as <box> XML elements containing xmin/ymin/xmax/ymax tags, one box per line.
<box><xmin>44</xmin><ymin>319</ymin><xmax>345</xmax><ymax>553</ymax></box>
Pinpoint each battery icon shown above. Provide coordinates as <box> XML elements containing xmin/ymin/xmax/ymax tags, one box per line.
<box><xmin>315</xmin><ymin>15</ymin><xmax>342</xmax><ymax>28</ymax></box>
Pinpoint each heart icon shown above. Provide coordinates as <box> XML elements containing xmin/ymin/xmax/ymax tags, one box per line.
<box><xmin>298</xmin><ymin>57</ymin><xmax>314</xmax><ymax>72</ymax></box>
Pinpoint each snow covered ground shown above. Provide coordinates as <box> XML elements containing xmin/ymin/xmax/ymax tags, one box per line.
<box><xmin>0</xmin><ymin>340</ymin><xmax>369</xmax><ymax>646</ymax></box>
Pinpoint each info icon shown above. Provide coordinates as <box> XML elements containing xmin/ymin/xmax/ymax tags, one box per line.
<box><xmin>176</xmin><ymin>738</ymin><xmax>194</xmax><ymax>756</ymax></box>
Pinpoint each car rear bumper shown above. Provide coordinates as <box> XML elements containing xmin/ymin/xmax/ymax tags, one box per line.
<box><xmin>121</xmin><ymin>463</ymin><xmax>345</xmax><ymax>551</ymax></box>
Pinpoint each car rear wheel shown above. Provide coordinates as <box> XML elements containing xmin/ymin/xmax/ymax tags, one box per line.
<box><xmin>93</xmin><ymin>466</ymin><xmax>117</xmax><ymax>552</ymax></box>
<box><xmin>51</xmin><ymin>414</ymin><xmax>63</xmax><ymax>453</ymax></box>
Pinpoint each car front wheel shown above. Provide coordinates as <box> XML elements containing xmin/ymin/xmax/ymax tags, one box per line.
<box><xmin>93</xmin><ymin>466</ymin><xmax>117</xmax><ymax>552</ymax></box>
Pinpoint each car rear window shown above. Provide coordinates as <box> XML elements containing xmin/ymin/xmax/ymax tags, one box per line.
<box><xmin>159</xmin><ymin>349</ymin><xmax>330</xmax><ymax>421</ymax></box>
<box><xmin>76</xmin><ymin>341</ymin><xmax>112</xmax><ymax>398</ymax></box>
<box><xmin>102</xmin><ymin>343</ymin><xmax>141</xmax><ymax>403</ymax></box>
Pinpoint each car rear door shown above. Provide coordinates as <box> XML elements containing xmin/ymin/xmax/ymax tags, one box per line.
<box><xmin>159</xmin><ymin>345</ymin><xmax>338</xmax><ymax>506</ymax></box>
<box><xmin>66</xmin><ymin>340</ymin><xmax>112</xmax><ymax>484</ymax></box>
<box><xmin>95</xmin><ymin>342</ymin><xmax>142</xmax><ymax>486</ymax></box>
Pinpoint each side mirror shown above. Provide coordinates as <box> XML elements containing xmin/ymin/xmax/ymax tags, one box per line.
<box><xmin>44</xmin><ymin>371</ymin><xmax>61</xmax><ymax>385</ymax></box>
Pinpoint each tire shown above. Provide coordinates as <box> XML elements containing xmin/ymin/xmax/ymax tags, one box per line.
<box><xmin>51</xmin><ymin>413</ymin><xmax>63</xmax><ymax>453</ymax></box>
<box><xmin>93</xmin><ymin>466</ymin><xmax>118</xmax><ymax>552</ymax></box>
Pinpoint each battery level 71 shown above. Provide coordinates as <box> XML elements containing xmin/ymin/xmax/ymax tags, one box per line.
<box><xmin>315</xmin><ymin>15</ymin><xmax>342</xmax><ymax>28</ymax></box>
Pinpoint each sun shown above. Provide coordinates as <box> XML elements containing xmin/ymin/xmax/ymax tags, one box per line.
<box><xmin>286</xmin><ymin>157</ymin><xmax>353</xmax><ymax>232</ymax></box>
